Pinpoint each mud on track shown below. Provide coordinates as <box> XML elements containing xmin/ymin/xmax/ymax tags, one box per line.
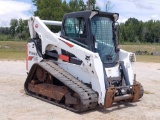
<box><xmin>0</xmin><ymin>61</ymin><xmax>160</xmax><ymax>120</ymax></box>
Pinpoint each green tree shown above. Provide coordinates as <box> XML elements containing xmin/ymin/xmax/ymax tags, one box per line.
<box><xmin>68</xmin><ymin>0</ymin><xmax>86</xmax><ymax>12</ymax></box>
<box><xmin>33</xmin><ymin>0</ymin><xmax>65</xmax><ymax>32</ymax></box>
<box><xmin>32</xmin><ymin>0</ymin><xmax>87</xmax><ymax>32</ymax></box>
<box><xmin>86</xmin><ymin>0</ymin><xmax>96</xmax><ymax>10</ymax></box>
<box><xmin>16</xmin><ymin>19</ymin><xmax>29</xmax><ymax>39</ymax></box>
<box><xmin>10</xmin><ymin>19</ymin><xmax>18</xmax><ymax>37</ymax></box>
<box><xmin>120</xmin><ymin>18</ymin><xmax>143</xmax><ymax>43</ymax></box>
<box><xmin>0</xmin><ymin>27</ymin><xmax>10</xmax><ymax>35</ymax></box>
<box><xmin>86</xmin><ymin>0</ymin><xmax>100</xmax><ymax>10</ymax></box>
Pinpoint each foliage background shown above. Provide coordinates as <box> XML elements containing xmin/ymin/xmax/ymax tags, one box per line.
<box><xmin>0</xmin><ymin>0</ymin><xmax>160</xmax><ymax>44</ymax></box>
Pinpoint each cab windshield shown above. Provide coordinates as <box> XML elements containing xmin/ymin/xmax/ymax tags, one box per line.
<box><xmin>91</xmin><ymin>16</ymin><xmax>118</xmax><ymax>64</ymax></box>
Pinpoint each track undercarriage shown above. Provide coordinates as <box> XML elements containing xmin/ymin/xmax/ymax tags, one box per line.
<box><xmin>24</xmin><ymin>61</ymin><xmax>144</xmax><ymax>112</ymax></box>
<box><xmin>24</xmin><ymin>61</ymin><xmax>98</xmax><ymax>112</ymax></box>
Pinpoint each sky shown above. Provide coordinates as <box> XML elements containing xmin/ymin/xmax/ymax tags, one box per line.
<box><xmin>0</xmin><ymin>0</ymin><xmax>160</xmax><ymax>27</ymax></box>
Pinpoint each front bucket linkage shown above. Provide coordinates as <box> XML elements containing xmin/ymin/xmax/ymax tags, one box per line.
<box><xmin>105</xmin><ymin>82</ymin><xmax>141</xmax><ymax>108</ymax></box>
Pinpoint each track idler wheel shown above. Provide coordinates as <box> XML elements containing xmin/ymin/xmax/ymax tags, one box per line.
<box><xmin>65</xmin><ymin>92</ymin><xmax>80</xmax><ymax>109</ymax></box>
<box><xmin>138</xmin><ymin>83</ymin><xmax>144</xmax><ymax>99</ymax></box>
<box><xmin>133</xmin><ymin>81</ymin><xmax>144</xmax><ymax>100</ymax></box>
<box><xmin>72</xmin><ymin>93</ymin><xmax>82</xmax><ymax>110</ymax></box>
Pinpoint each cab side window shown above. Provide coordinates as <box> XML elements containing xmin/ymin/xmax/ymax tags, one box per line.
<box><xmin>64</xmin><ymin>17</ymin><xmax>88</xmax><ymax>48</ymax></box>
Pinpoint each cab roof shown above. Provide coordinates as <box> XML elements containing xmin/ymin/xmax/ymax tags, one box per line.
<box><xmin>63</xmin><ymin>10</ymin><xmax>119</xmax><ymax>21</ymax></box>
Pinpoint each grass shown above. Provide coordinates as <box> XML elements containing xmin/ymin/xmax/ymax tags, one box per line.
<box><xmin>0</xmin><ymin>41</ymin><xmax>26</xmax><ymax>51</ymax></box>
<box><xmin>0</xmin><ymin>41</ymin><xmax>26</xmax><ymax>60</ymax></box>
<box><xmin>119</xmin><ymin>44</ymin><xmax>160</xmax><ymax>53</ymax></box>
<box><xmin>120</xmin><ymin>44</ymin><xmax>160</xmax><ymax>63</ymax></box>
<box><xmin>144</xmin><ymin>91</ymin><xmax>154</xmax><ymax>94</ymax></box>
<box><xmin>136</xmin><ymin>55</ymin><xmax>160</xmax><ymax>63</ymax></box>
<box><xmin>0</xmin><ymin>41</ymin><xmax>160</xmax><ymax>62</ymax></box>
<box><xmin>0</xmin><ymin>51</ymin><xmax>25</xmax><ymax>60</ymax></box>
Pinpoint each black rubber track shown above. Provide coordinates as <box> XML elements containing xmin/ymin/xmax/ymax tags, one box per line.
<box><xmin>24</xmin><ymin>61</ymin><xmax>98</xmax><ymax>112</ymax></box>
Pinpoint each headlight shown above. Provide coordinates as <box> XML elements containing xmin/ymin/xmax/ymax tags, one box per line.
<box><xmin>130</xmin><ymin>53</ymin><xmax>136</xmax><ymax>62</ymax></box>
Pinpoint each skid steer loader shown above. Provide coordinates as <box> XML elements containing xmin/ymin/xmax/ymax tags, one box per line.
<box><xmin>24</xmin><ymin>10</ymin><xmax>144</xmax><ymax>112</ymax></box>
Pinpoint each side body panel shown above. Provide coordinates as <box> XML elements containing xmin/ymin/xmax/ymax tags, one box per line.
<box><xmin>26</xmin><ymin>42</ymin><xmax>43</xmax><ymax>72</ymax></box>
<box><xmin>119</xmin><ymin>49</ymin><xmax>135</xmax><ymax>85</ymax></box>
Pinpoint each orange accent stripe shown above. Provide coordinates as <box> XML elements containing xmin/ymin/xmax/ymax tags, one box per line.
<box><xmin>63</xmin><ymin>41</ymin><xmax>74</xmax><ymax>48</ymax></box>
<box><xmin>27</xmin><ymin>56</ymin><xmax>33</xmax><ymax>61</ymax></box>
<box><xmin>59</xmin><ymin>54</ymin><xmax>69</xmax><ymax>62</ymax></box>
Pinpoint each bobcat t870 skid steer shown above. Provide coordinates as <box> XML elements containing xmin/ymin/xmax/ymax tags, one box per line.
<box><xmin>24</xmin><ymin>10</ymin><xmax>144</xmax><ymax>112</ymax></box>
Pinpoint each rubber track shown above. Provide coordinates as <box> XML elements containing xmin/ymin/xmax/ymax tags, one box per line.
<box><xmin>24</xmin><ymin>61</ymin><xmax>98</xmax><ymax>112</ymax></box>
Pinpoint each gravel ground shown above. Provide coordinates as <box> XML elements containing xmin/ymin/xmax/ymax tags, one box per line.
<box><xmin>0</xmin><ymin>61</ymin><xmax>160</xmax><ymax>120</ymax></box>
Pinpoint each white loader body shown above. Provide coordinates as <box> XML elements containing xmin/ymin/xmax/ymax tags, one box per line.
<box><xmin>26</xmin><ymin>16</ymin><xmax>136</xmax><ymax>105</ymax></box>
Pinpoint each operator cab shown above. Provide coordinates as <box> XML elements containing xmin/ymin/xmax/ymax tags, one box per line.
<box><xmin>61</xmin><ymin>10</ymin><xmax>119</xmax><ymax>67</ymax></box>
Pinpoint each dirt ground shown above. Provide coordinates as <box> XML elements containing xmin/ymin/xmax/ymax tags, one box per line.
<box><xmin>0</xmin><ymin>61</ymin><xmax>160</xmax><ymax>120</ymax></box>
